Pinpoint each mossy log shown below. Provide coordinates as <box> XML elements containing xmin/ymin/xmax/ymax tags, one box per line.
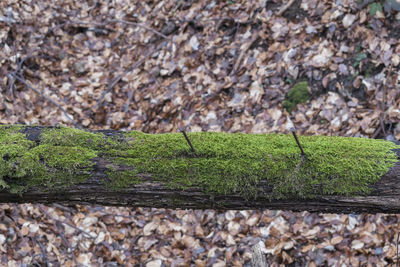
<box><xmin>1</xmin><ymin>125</ymin><xmax>400</xmax><ymax>213</ymax></box>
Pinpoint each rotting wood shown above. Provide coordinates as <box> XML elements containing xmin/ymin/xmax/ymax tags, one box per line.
<box><xmin>0</xmin><ymin>125</ymin><xmax>400</xmax><ymax>213</ymax></box>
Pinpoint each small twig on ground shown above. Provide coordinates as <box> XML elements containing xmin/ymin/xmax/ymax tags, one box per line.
<box><xmin>381</xmin><ymin>69</ymin><xmax>388</xmax><ymax>137</ymax></box>
<box><xmin>372</xmin><ymin>68</ymin><xmax>390</xmax><ymax>139</ymax></box>
<box><xmin>38</xmin><ymin>204</ymin><xmax>95</xmax><ymax>239</ymax></box>
<box><xmin>0</xmin><ymin>93</ymin><xmax>10</xmax><ymax>115</ymax></box>
<box><xmin>32</xmin><ymin>236</ymin><xmax>50</xmax><ymax>267</ymax></box>
<box><xmin>277</xmin><ymin>0</ymin><xmax>296</xmax><ymax>16</ymax></box>
<box><xmin>380</xmin><ymin>66</ymin><xmax>392</xmax><ymax>138</ymax></box>
<box><xmin>71</xmin><ymin>19</ymin><xmax>170</xmax><ymax>40</ymax></box>
<box><xmin>229</xmin><ymin>33</ymin><xmax>258</xmax><ymax>76</ymax></box>
<box><xmin>51</xmin><ymin>203</ymin><xmax>78</xmax><ymax>213</ymax></box>
<box><xmin>72</xmin><ymin>18</ymin><xmax>172</xmax><ymax>110</ymax></box>
<box><xmin>93</xmin><ymin>45</ymin><xmax>160</xmax><ymax>110</ymax></box>
<box><xmin>379</xmin><ymin>116</ymin><xmax>386</xmax><ymax>137</ymax></box>
<box><xmin>55</xmin><ymin>220</ymin><xmax>79</xmax><ymax>266</ymax></box>
<box><xmin>108</xmin><ymin>19</ymin><xmax>170</xmax><ymax>39</ymax></box>
<box><xmin>234</xmin><ymin>22</ymin><xmax>240</xmax><ymax>42</ymax></box>
<box><xmin>10</xmin><ymin>73</ymin><xmax>79</xmax><ymax>127</ymax></box>
<box><xmin>372</xmin><ymin>123</ymin><xmax>383</xmax><ymax>139</ymax></box>
<box><xmin>8</xmin><ymin>45</ymin><xmax>32</xmax><ymax>102</ymax></box>
<box><xmin>397</xmin><ymin>229</ymin><xmax>400</xmax><ymax>267</ymax></box>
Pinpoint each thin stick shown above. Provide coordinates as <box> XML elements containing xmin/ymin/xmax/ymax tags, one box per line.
<box><xmin>71</xmin><ymin>19</ymin><xmax>170</xmax><ymax>40</ymax></box>
<box><xmin>290</xmin><ymin>127</ymin><xmax>305</xmax><ymax>156</ymax></box>
<box><xmin>38</xmin><ymin>204</ymin><xmax>95</xmax><ymax>239</ymax></box>
<box><xmin>55</xmin><ymin>221</ymin><xmax>79</xmax><ymax>265</ymax></box>
<box><xmin>381</xmin><ymin>67</ymin><xmax>390</xmax><ymax>137</ymax></box>
<box><xmin>397</xmin><ymin>228</ymin><xmax>400</xmax><ymax>267</ymax></box>
<box><xmin>32</xmin><ymin>236</ymin><xmax>50</xmax><ymax>267</ymax></box>
<box><xmin>92</xmin><ymin>45</ymin><xmax>159</xmax><ymax>110</ymax></box>
<box><xmin>277</xmin><ymin>0</ymin><xmax>295</xmax><ymax>16</ymax></box>
<box><xmin>179</xmin><ymin>127</ymin><xmax>196</xmax><ymax>153</ymax></box>
<box><xmin>108</xmin><ymin>19</ymin><xmax>170</xmax><ymax>39</ymax></box>
<box><xmin>81</xmin><ymin>17</ymin><xmax>172</xmax><ymax>110</ymax></box>
<box><xmin>229</xmin><ymin>33</ymin><xmax>258</xmax><ymax>76</ymax></box>
<box><xmin>11</xmin><ymin>73</ymin><xmax>79</xmax><ymax>127</ymax></box>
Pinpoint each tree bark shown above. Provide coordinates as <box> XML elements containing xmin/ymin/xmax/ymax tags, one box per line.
<box><xmin>1</xmin><ymin>125</ymin><xmax>400</xmax><ymax>213</ymax></box>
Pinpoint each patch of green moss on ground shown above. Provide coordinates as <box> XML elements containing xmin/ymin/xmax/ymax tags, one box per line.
<box><xmin>0</xmin><ymin>125</ymin><xmax>399</xmax><ymax>199</ymax></box>
<box><xmin>283</xmin><ymin>81</ymin><xmax>310</xmax><ymax>113</ymax></box>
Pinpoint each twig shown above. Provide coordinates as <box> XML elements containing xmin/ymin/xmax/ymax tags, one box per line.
<box><xmin>108</xmin><ymin>19</ymin><xmax>170</xmax><ymax>39</ymax></box>
<box><xmin>372</xmin><ymin>123</ymin><xmax>383</xmax><ymax>139</ymax></box>
<box><xmin>38</xmin><ymin>204</ymin><xmax>95</xmax><ymax>239</ymax></box>
<box><xmin>290</xmin><ymin>127</ymin><xmax>305</xmax><ymax>156</ymax></box>
<box><xmin>72</xmin><ymin>18</ymin><xmax>172</xmax><ymax>110</ymax></box>
<box><xmin>379</xmin><ymin>116</ymin><xmax>386</xmax><ymax>137</ymax></box>
<box><xmin>397</xmin><ymin>229</ymin><xmax>400</xmax><ymax>267</ymax></box>
<box><xmin>8</xmin><ymin>45</ymin><xmax>31</xmax><ymax>102</ymax></box>
<box><xmin>373</xmin><ymin>68</ymin><xmax>390</xmax><ymax>139</ymax></box>
<box><xmin>288</xmin><ymin>128</ymin><xmax>308</xmax><ymax>195</ymax></box>
<box><xmin>33</xmin><ymin>236</ymin><xmax>50</xmax><ymax>267</ymax></box>
<box><xmin>51</xmin><ymin>203</ymin><xmax>78</xmax><ymax>213</ymax></box>
<box><xmin>179</xmin><ymin>127</ymin><xmax>196</xmax><ymax>154</ymax></box>
<box><xmin>229</xmin><ymin>33</ymin><xmax>258</xmax><ymax>76</ymax></box>
<box><xmin>277</xmin><ymin>0</ymin><xmax>296</xmax><ymax>16</ymax></box>
<box><xmin>71</xmin><ymin>19</ymin><xmax>170</xmax><ymax>40</ymax></box>
<box><xmin>178</xmin><ymin>16</ymin><xmax>258</xmax><ymax>26</ymax></box>
<box><xmin>10</xmin><ymin>73</ymin><xmax>79</xmax><ymax>127</ymax></box>
<box><xmin>55</xmin><ymin>220</ymin><xmax>79</xmax><ymax>266</ymax></box>
<box><xmin>234</xmin><ymin>22</ymin><xmax>240</xmax><ymax>42</ymax></box>
<box><xmin>381</xmin><ymin>69</ymin><xmax>388</xmax><ymax>137</ymax></box>
<box><xmin>0</xmin><ymin>93</ymin><xmax>10</xmax><ymax>115</ymax></box>
<box><xmin>93</xmin><ymin>45</ymin><xmax>160</xmax><ymax>110</ymax></box>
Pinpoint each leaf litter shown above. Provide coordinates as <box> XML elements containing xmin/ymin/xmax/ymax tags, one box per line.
<box><xmin>1</xmin><ymin>0</ymin><xmax>400</xmax><ymax>265</ymax></box>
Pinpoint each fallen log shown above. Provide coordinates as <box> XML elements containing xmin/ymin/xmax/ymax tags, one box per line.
<box><xmin>0</xmin><ymin>125</ymin><xmax>399</xmax><ymax>213</ymax></box>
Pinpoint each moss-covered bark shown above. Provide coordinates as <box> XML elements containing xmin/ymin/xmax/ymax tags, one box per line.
<box><xmin>0</xmin><ymin>125</ymin><xmax>400</xmax><ymax>212</ymax></box>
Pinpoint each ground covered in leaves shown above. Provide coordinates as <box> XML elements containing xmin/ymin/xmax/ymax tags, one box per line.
<box><xmin>1</xmin><ymin>0</ymin><xmax>400</xmax><ymax>265</ymax></box>
<box><xmin>2</xmin><ymin>204</ymin><xmax>400</xmax><ymax>266</ymax></box>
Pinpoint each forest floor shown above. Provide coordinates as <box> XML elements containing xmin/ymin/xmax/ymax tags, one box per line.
<box><xmin>1</xmin><ymin>0</ymin><xmax>400</xmax><ymax>265</ymax></box>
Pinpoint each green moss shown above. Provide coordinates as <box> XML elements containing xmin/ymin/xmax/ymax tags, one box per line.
<box><xmin>39</xmin><ymin>126</ymin><xmax>107</xmax><ymax>149</ymax></box>
<box><xmin>0</xmin><ymin>126</ymin><xmax>100</xmax><ymax>193</ymax></box>
<box><xmin>120</xmin><ymin>131</ymin><xmax>400</xmax><ymax>199</ymax></box>
<box><xmin>106</xmin><ymin>169</ymin><xmax>141</xmax><ymax>190</ymax></box>
<box><xmin>0</xmin><ymin>125</ymin><xmax>399</xmax><ymax>199</ymax></box>
<box><xmin>29</xmin><ymin>145</ymin><xmax>97</xmax><ymax>186</ymax></box>
<box><xmin>283</xmin><ymin>81</ymin><xmax>310</xmax><ymax>113</ymax></box>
